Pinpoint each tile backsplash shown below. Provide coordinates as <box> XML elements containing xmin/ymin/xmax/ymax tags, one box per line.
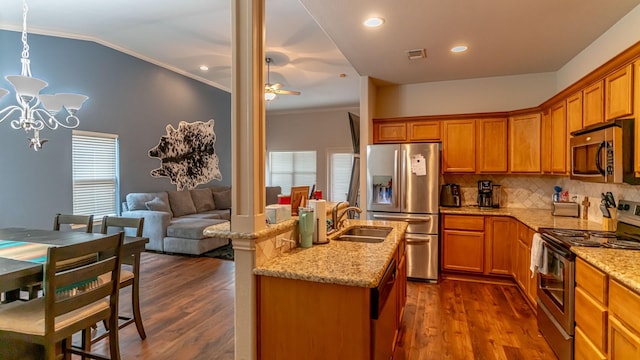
<box><xmin>442</xmin><ymin>174</ymin><xmax>640</xmax><ymax>223</ymax></box>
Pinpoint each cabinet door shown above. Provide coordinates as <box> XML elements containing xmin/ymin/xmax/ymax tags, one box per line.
<box><xmin>567</xmin><ymin>91</ymin><xmax>583</xmax><ymax>133</ymax></box>
<box><xmin>477</xmin><ymin>118</ymin><xmax>508</xmax><ymax>173</ymax></box>
<box><xmin>526</xmin><ymin>228</ymin><xmax>537</xmax><ymax>305</ymax></box>
<box><xmin>515</xmin><ymin>239</ymin><xmax>529</xmax><ymax>293</ymax></box>
<box><xmin>485</xmin><ymin>216</ymin><xmax>512</xmax><ymax>276</ymax></box>
<box><xmin>396</xmin><ymin>252</ymin><xmax>407</xmax><ymax>329</ymax></box>
<box><xmin>408</xmin><ymin>120</ymin><xmax>440</xmax><ymax>141</ymax></box>
<box><xmin>575</xmin><ymin>326</ymin><xmax>607</xmax><ymax>360</ymax></box>
<box><xmin>442</xmin><ymin>120</ymin><xmax>476</xmax><ymax>173</ymax></box>
<box><xmin>583</xmin><ymin>80</ymin><xmax>604</xmax><ymax>127</ymax></box>
<box><xmin>509</xmin><ymin>113</ymin><xmax>541</xmax><ymax>173</ymax></box>
<box><xmin>442</xmin><ymin>230</ymin><xmax>484</xmax><ymax>273</ymax></box>
<box><xmin>609</xmin><ymin>315</ymin><xmax>640</xmax><ymax>360</ymax></box>
<box><xmin>550</xmin><ymin>101</ymin><xmax>567</xmax><ymax>174</ymax></box>
<box><xmin>636</xmin><ymin>60</ymin><xmax>640</xmax><ymax>176</ymax></box>
<box><xmin>541</xmin><ymin>110</ymin><xmax>552</xmax><ymax>173</ymax></box>
<box><xmin>374</xmin><ymin>280</ymin><xmax>398</xmax><ymax>360</ymax></box>
<box><xmin>374</xmin><ymin>121</ymin><xmax>407</xmax><ymax>143</ymax></box>
<box><xmin>606</xmin><ymin>64</ymin><xmax>634</xmax><ymax>121</ymax></box>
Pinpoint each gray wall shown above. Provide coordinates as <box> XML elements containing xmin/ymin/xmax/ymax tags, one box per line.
<box><xmin>0</xmin><ymin>30</ymin><xmax>231</xmax><ymax>228</ymax></box>
<box><xmin>266</xmin><ymin>107</ymin><xmax>357</xmax><ymax>198</ymax></box>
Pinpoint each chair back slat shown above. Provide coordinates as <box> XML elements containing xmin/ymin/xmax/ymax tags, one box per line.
<box><xmin>53</xmin><ymin>213</ymin><xmax>94</xmax><ymax>233</ymax></box>
<box><xmin>101</xmin><ymin>216</ymin><xmax>144</xmax><ymax>237</ymax></box>
<box><xmin>43</xmin><ymin>232</ymin><xmax>123</xmax><ymax>335</ymax></box>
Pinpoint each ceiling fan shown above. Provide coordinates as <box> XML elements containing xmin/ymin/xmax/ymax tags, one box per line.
<box><xmin>265</xmin><ymin>57</ymin><xmax>301</xmax><ymax>101</ymax></box>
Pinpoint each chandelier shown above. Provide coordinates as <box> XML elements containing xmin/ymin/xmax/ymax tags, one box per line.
<box><xmin>0</xmin><ymin>0</ymin><xmax>88</xmax><ymax>151</ymax></box>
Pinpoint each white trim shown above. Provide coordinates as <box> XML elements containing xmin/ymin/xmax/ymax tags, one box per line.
<box><xmin>326</xmin><ymin>147</ymin><xmax>353</xmax><ymax>202</ymax></box>
<box><xmin>72</xmin><ymin>129</ymin><xmax>118</xmax><ymax>139</ymax></box>
<box><xmin>267</xmin><ymin>105</ymin><xmax>360</xmax><ymax>116</ymax></box>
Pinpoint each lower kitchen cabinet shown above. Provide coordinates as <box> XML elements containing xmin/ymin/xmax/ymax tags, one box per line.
<box><xmin>442</xmin><ymin>215</ymin><xmax>485</xmax><ymax>273</ymax></box>
<box><xmin>485</xmin><ymin>216</ymin><xmax>513</xmax><ymax>276</ymax></box>
<box><xmin>609</xmin><ymin>279</ymin><xmax>640</xmax><ymax>359</ymax></box>
<box><xmin>575</xmin><ymin>258</ymin><xmax>608</xmax><ymax>357</ymax></box>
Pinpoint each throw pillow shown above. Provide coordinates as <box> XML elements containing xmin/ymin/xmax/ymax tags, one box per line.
<box><xmin>213</xmin><ymin>189</ymin><xmax>232</xmax><ymax>210</ymax></box>
<box><xmin>168</xmin><ymin>190</ymin><xmax>197</xmax><ymax>217</ymax></box>
<box><xmin>190</xmin><ymin>188</ymin><xmax>216</xmax><ymax>212</ymax></box>
<box><xmin>127</xmin><ymin>192</ymin><xmax>166</xmax><ymax>211</ymax></box>
<box><xmin>145</xmin><ymin>196</ymin><xmax>172</xmax><ymax>213</ymax></box>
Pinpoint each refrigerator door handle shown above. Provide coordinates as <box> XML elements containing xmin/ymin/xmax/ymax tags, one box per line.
<box><xmin>393</xmin><ymin>149</ymin><xmax>399</xmax><ymax>208</ymax></box>
<box><xmin>372</xmin><ymin>214</ymin><xmax>431</xmax><ymax>222</ymax></box>
<box><xmin>406</xmin><ymin>239</ymin><xmax>430</xmax><ymax>245</ymax></box>
<box><xmin>401</xmin><ymin>148</ymin><xmax>407</xmax><ymax>211</ymax></box>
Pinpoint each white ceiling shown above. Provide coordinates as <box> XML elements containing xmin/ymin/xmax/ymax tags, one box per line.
<box><xmin>0</xmin><ymin>0</ymin><xmax>639</xmax><ymax>113</ymax></box>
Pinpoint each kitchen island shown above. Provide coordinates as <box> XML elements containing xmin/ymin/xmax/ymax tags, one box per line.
<box><xmin>254</xmin><ymin>219</ymin><xmax>408</xmax><ymax>360</ymax></box>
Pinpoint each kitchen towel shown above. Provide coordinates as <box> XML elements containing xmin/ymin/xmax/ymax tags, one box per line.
<box><xmin>530</xmin><ymin>233</ymin><xmax>544</xmax><ymax>278</ymax></box>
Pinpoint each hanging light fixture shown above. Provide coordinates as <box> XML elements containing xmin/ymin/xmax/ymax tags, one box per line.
<box><xmin>0</xmin><ymin>0</ymin><xmax>88</xmax><ymax>151</ymax></box>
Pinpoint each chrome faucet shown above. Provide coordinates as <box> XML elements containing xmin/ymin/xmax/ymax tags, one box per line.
<box><xmin>331</xmin><ymin>201</ymin><xmax>346</xmax><ymax>233</ymax></box>
<box><xmin>334</xmin><ymin>206</ymin><xmax>362</xmax><ymax>230</ymax></box>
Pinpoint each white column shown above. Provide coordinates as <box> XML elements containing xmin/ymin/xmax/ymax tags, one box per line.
<box><xmin>231</xmin><ymin>0</ymin><xmax>266</xmax><ymax>359</ymax></box>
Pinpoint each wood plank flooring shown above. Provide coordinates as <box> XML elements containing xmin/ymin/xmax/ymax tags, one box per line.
<box><xmin>86</xmin><ymin>252</ymin><xmax>555</xmax><ymax>360</ymax></box>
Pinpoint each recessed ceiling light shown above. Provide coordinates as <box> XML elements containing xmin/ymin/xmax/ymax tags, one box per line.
<box><xmin>199</xmin><ymin>65</ymin><xmax>209</xmax><ymax>71</ymax></box>
<box><xmin>451</xmin><ymin>45</ymin><xmax>468</xmax><ymax>53</ymax></box>
<box><xmin>364</xmin><ymin>17</ymin><xmax>385</xmax><ymax>27</ymax></box>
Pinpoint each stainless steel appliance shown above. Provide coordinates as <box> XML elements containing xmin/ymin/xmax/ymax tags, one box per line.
<box><xmin>570</xmin><ymin>119</ymin><xmax>639</xmax><ymax>184</ymax></box>
<box><xmin>440</xmin><ymin>184</ymin><xmax>461</xmax><ymax>207</ymax></box>
<box><xmin>537</xmin><ymin>199</ymin><xmax>640</xmax><ymax>360</ymax></box>
<box><xmin>477</xmin><ymin>180</ymin><xmax>493</xmax><ymax>208</ymax></box>
<box><xmin>366</xmin><ymin>143</ymin><xmax>440</xmax><ymax>282</ymax></box>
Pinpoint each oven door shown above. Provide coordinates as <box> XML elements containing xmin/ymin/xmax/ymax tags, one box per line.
<box><xmin>537</xmin><ymin>239</ymin><xmax>575</xmax><ymax>335</ymax></box>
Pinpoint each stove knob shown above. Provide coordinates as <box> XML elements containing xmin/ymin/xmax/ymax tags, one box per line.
<box><xmin>618</xmin><ymin>204</ymin><xmax>624</xmax><ymax>210</ymax></box>
<box><xmin>624</xmin><ymin>204</ymin><xmax>631</xmax><ymax>211</ymax></box>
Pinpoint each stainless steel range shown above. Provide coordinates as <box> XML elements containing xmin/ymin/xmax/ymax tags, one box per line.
<box><xmin>536</xmin><ymin>199</ymin><xmax>640</xmax><ymax>360</ymax></box>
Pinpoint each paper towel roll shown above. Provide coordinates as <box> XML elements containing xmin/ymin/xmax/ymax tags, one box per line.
<box><xmin>309</xmin><ymin>199</ymin><xmax>327</xmax><ymax>244</ymax></box>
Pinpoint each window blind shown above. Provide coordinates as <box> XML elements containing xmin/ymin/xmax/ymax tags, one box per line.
<box><xmin>268</xmin><ymin>151</ymin><xmax>316</xmax><ymax>194</ymax></box>
<box><xmin>72</xmin><ymin>130</ymin><xmax>119</xmax><ymax>217</ymax></box>
<box><xmin>330</xmin><ymin>152</ymin><xmax>353</xmax><ymax>202</ymax></box>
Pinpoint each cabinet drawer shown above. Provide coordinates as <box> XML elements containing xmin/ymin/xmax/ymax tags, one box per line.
<box><xmin>610</xmin><ymin>279</ymin><xmax>640</xmax><ymax>334</ymax></box>
<box><xmin>575</xmin><ymin>286</ymin><xmax>608</xmax><ymax>353</ymax></box>
<box><xmin>575</xmin><ymin>326</ymin><xmax>607</xmax><ymax>360</ymax></box>
<box><xmin>576</xmin><ymin>258</ymin><xmax>608</xmax><ymax>304</ymax></box>
<box><xmin>443</xmin><ymin>215</ymin><xmax>484</xmax><ymax>231</ymax></box>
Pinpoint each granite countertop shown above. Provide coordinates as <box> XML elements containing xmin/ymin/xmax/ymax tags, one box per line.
<box><xmin>253</xmin><ymin>219</ymin><xmax>408</xmax><ymax>288</ymax></box>
<box><xmin>440</xmin><ymin>206</ymin><xmax>603</xmax><ymax>231</ymax></box>
<box><xmin>571</xmin><ymin>247</ymin><xmax>640</xmax><ymax>293</ymax></box>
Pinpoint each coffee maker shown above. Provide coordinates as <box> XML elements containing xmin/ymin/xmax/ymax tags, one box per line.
<box><xmin>478</xmin><ymin>180</ymin><xmax>493</xmax><ymax>208</ymax></box>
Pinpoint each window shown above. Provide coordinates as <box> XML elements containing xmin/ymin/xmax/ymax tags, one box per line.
<box><xmin>267</xmin><ymin>151</ymin><xmax>316</xmax><ymax>194</ymax></box>
<box><xmin>327</xmin><ymin>149</ymin><xmax>354</xmax><ymax>202</ymax></box>
<box><xmin>72</xmin><ymin>130</ymin><xmax>119</xmax><ymax>217</ymax></box>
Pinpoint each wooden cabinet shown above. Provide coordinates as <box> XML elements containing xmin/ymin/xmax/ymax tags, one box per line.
<box><xmin>485</xmin><ymin>216</ymin><xmax>513</xmax><ymax>276</ymax></box>
<box><xmin>476</xmin><ymin>118</ymin><xmax>508</xmax><ymax>173</ymax></box>
<box><xmin>584</xmin><ymin>80</ymin><xmax>605</xmax><ymax>127</ymax></box>
<box><xmin>372</xmin><ymin>118</ymin><xmax>441</xmax><ymax>143</ymax></box>
<box><xmin>635</xmin><ymin>60</ymin><xmax>640</xmax><ymax>176</ymax></box>
<box><xmin>408</xmin><ymin>120</ymin><xmax>440</xmax><ymax>141</ymax></box>
<box><xmin>575</xmin><ymin>258</ymin><xmax>608</xmax><ymax>357</ymax></box>
<box><xmin>541</xmin><ymin>110</ymin><xmax>552</xmax><ymax>173</ymax></box>
<box><xmin>609</xmin><ymin>279</ymin><xmax>640</xmax><ymax>359</ymax></box>
<box><xmin>550</xmin><ymin>101</ymin><xmax>567</xmax><ymax>174</ymax></box>
<box><xmin>442</xmin><ymin>120</ymin><xmax>476</xmax><ymax>173</ymax></box>
<box><xmin>567</xmin><ymin>91</ymin><xmax>583</xmax><ymax>134</ymax></box>
<box><xmin>513</xmin><ymin>221</ymin><xmax>533</xmax><ymax>303</ymax></box>
<box><xmin>373</xmin><ymin>121</ymin><xmax>407</xmax><ymax>143</ymax></box>
<box><xmin>605</xmin><ymin>64</ymin><xmax>634</xmax><ymax>121</ymax></box>
<box><xmin>508</xmin><ymin>113</ymin><xmax>541</xmax><ymax>173</ymax></box>
<box><xmin>526</xmin><ymin>227</ymin><xmax>538</xmax><ymax>305</ymax></box>
<box><xmin>442</xmin><ymin>215</ymin><xmax>484</xmax><ymax>273</ymax></box>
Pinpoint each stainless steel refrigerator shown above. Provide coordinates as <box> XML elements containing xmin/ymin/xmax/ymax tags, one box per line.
<box><xmin>366</xmin><ymin>143</ymin><xmax>440</xmax><ymax>282</ymax></box>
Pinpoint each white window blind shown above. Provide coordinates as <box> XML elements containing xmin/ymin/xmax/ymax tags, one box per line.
<box><xmin>329</xmin><ymin>152</ymin><xmax>353</xmax><ymax>202</ymax></box>
<box><xmin>268</xmin><ymin>151</ymin><xmax>316</xmax><ymax>194</ymax></box>
<box><xmin>72</xmin><ymin>130</ymin><xmax>119</xmax><ymax>217</ymax></box>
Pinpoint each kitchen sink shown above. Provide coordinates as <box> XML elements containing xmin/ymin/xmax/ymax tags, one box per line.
<box><xmin>332</xmin><ymin>226</ymin><xmax>393</xmax><ymax>243</ymax></box>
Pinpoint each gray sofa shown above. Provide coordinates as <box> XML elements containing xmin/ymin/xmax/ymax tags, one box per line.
<box><xmin>122</xmin><ymin>185</ymin><xmax>281</xmax><ymax>255</ymax></box>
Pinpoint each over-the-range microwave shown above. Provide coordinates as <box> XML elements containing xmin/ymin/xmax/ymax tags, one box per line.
<box><xmin>570</xmin><ymin>119</ymin><xmax>639</xmax><ymax>184</ymax></box>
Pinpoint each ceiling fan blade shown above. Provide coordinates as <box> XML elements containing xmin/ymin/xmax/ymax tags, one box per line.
<box><xmin>273</xmin><ymin>89</ymin><xmax>301</xmax><ymax>95</ymax></box>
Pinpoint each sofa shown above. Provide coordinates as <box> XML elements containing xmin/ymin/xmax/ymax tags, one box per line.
<box><xmin>122</xmin><ymin>185</ymin><xmax>281</xmax><ymax>255</ymax></box>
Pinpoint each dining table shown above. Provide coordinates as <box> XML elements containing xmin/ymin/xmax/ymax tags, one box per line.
<box><xmin>0</xmin><ymin>227</ymin><xmax>149</xmax><ymax>302</ymax></box>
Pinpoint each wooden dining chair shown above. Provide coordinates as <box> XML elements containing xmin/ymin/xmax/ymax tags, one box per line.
<box><xmin>53</xmin><ymin>213</ymin><xmax>94</xmax><ymax>233</ymax></box>
<box><xmin>0</xmin><ymin>232</ymin><xmax>124</xmax><ymax>360</ymax></box>
<box><xmin>22</xmin><ymin>214</ymin><xmax>95</xmax><ymax>300</ymax></box>
<box><xmin>96</xmin><ymin>215</ymin><xmax>147</xmax><ymax>341</ymax></box>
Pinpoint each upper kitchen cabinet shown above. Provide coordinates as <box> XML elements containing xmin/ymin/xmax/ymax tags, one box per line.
<box><xmin>583</xmin><ymin>80</ymin><xmax>604</xmax><ymax>128</ymax></box>
<box><xmin>372</xmin><ymin>118</ymin><xmax>440</xmax><ymax>143</ymax></box>
<box><xmin>541</xmin><ymin>110</ymin><xmax>552</xmax><ymax>173</ymax></box>
<box><xmin>509</xmin><ymin>113</ymin><xmax>541</xmax><ymax>173</ymax></box>
<box><xmin>605</xmin><ymin>64</ymin><xmax>634</xmax><ymax>121</ymax></box>
<box><xmin>567</xmin><ymin>92</ymin><xmax>583</xmax><ymax>134</ymax></box>
<box><xmin>635</xmin><ymin>60</ymin><xmax>640</xmax><ymax>177</ymax></box>
<box><xmin>442</xmin><ymin>119</ymin><xmax>476</xmax><ymax>173</ymax></box>
<box><xmin>476</xmin><ymin>118</ymin><xmax>508</xmax><ymax>173</ymax></box>
<box><xmin>550</xmin><ymin>101</ymin><xmax>567</xmax><ymax>174</ymax></box>
<box><xmin>373</xmin><ymin>120</ymin><xmax>407</xmax><ymax>143</ymax></box>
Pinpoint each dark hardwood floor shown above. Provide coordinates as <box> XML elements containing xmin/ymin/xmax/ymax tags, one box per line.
<box><xmin>86</xmin><ymin>252</ymin><xmax>555</xmax><ymax>360</ymax></box>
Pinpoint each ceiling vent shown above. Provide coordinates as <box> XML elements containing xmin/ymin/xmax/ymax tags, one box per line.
<box><xmin>405</xmin><ymin>48</ymin><xmax>427</xmax><ymax>60</ymax></box>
